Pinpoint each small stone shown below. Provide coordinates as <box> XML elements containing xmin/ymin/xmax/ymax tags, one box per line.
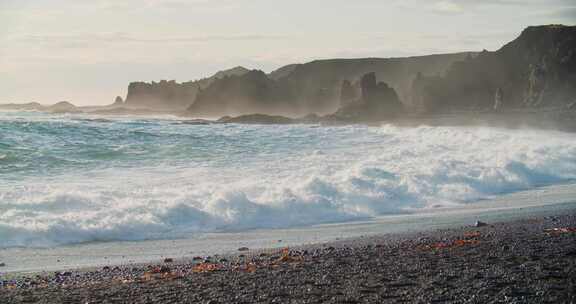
<box><xmin>164</xmin><ymin>258</ymin><xmax>174</xmax><ymax>263</ymax></box>
<box><xmin>238</xmin><ymin>247</ymin><xmax>250</xmax><ymax>252</ymax></box>
<box><xmin>159</xmin><ymin>266</ymin><xmax>171</xmax><ymax>273</ymax></box>
<box><xmin>0</xmin><ymin>262</ymin><xmax>5</xmax><ymax>267</ymax></box>
<box><xmin>475</xmin><ymin>221</ymin><xmax>488</xmax><ymax>227</ymax></box>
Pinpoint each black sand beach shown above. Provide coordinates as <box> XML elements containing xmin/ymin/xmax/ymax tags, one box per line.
<box><xmin>1</xmin><ymin>213</ymin><xmax>575</xmax><ymax>304</ymax></box>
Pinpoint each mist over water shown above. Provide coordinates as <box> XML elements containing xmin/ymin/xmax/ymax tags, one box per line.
<box><xmin>1</xmin><ymin>111</ymin><xmax>576</xmax><ymax>248</ymax></box>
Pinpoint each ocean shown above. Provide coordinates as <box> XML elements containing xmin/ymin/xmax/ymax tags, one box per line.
<box><xmin>1</xmin><ymin>111</ymin><xmax>576</xmax><ymax>253</ymax></box>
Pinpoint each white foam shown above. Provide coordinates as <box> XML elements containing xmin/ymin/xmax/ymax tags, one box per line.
<box><xmin>1</xmin><ymin>123</ymin><xmax>576</xmax><ymax>248</ymax></box>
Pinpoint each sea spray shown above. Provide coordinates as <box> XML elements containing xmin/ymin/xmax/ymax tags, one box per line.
<box><xmin>1</xmin><ymin>111</ymin><xmax>576</xmax><ymax>247</ymax></box>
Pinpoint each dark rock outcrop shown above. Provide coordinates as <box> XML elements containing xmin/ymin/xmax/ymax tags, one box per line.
<box><xmin>113</xmin><ymin>96</ymin><xmax>124</xmax><ymax>106</ymax></box>
<box><xmin>121</xmin><ymin>24</ymin><xmax>574</xmax><ymax>121</ymax></box>
<box><xmin>329</xmin><ymin>73</ymin><xmax>404</xmax><ymax>121</ymax></box>
<box><xmin>126</xmin><ymin>53</ymin><xmax>468</xmax><ymax>116</ymax></box>
<box><xmin>184</xmin><ymin>54</ymin><xmax>468</xmax><ymax>118</ymax></box>
<box><xmin>339</xmin><ymin>80</ymin><xmax>357</xmax><ymax>107</ymax></box>
<box><xmin>415</xmin><ymin>25</ymin><xmax>576</xmax><ymax>112</ymax></box>
<box><xmin>187</xmin><ymin>70</ymin><xmax>293</xmax><ymax>118</ymax></box>
<box><xmin>125</xmin><ymin>66</ymin><xmax>249</xmax><ymax>110</ymax></box>
<box><xmin>48</xmin><ymin>101</ymin><xmax>80</xmax><ymax>113</ymax></box>
<box><xmin>269</xmin><ymin>53</ymin><xmax>472</xmax><ymax>115</ymax></box>
<box><xmin>218</xmin><ymin>113</ymin><xmax>296</xmax><ymax>124</ymax></box>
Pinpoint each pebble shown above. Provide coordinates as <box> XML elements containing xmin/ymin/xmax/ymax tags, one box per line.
<box><xmin>475</xmin><ymin>221</ymin><xmax>488</xmax><ymax>227</ymax></box>
<box><xmin>1</xmin><ymin>214</ymin><xmax>575</xmax><ymax>304</ymax></box>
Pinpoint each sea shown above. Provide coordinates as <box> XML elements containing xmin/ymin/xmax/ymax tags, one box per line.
<box><xmin>1</xmin><ymin>110</ymin><xmax>576</xmax><ymax>272</ymax></box>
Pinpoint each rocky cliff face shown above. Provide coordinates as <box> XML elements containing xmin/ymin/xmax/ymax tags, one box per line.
<box><xmin>185</xmin><ymin>53</ymin><xmax>469</xmax><ymax>118</ymax></box>
<box><xmin>414</xmin><ymin>25</ymin><xmax>576</xmax><ymax>112</ymax></box>
<box><xmin>187</xmin><ymin>70</ymin><xmax>293</xmax><ymax>118</ymax></box>
<box><xmin>124</xmin><ymin>66</ymin><xmax>249</xmax><ymax>110</ymax></box>
<box><xmin>271</xmin><ymin>53</ymin><xmax>472</xmax><ymax>115</ymax></box>
<box><xmin>339</xmin><ymin>80</ymin><xmax>357</xmax><ymax>107</ymax></box>
<box><xmin>124</xmin><ymin>25</ymin><xmax>575</xmax><ymax>119</ymax></box>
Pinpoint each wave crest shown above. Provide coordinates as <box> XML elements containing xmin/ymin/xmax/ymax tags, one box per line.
<box><xmin>1</xmin><ymin>123</ymin><xmax>576</xmax><ymax>247</ymax></box>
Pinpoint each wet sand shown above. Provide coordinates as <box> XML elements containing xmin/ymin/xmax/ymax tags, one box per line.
<box><xmin>1</xmin><ymin>212</ymin><xmax>575</xmax><ymax>303</ymax></box>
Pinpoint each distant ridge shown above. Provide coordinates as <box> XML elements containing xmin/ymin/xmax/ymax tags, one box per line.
<box><xmin>125</xmin><ymin>52</ymin><xmax>471</xmax><ymax>115</ymax></box>
<box><xmin>124</xmin><ymin>66</ymin><xmax>251</xmax><ymax>110</ymax></box>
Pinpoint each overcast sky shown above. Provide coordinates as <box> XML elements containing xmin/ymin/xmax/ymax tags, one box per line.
<box><xmin>1</xmin><ymin>0</ymin><xmax>574</xmax><ymax>105</ymax></box>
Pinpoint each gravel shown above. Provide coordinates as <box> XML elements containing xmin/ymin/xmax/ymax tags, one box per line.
<box><xmin>1</xmin><ymin>214</ymin><xmax>575</xmax><ymax>303</ymax></box>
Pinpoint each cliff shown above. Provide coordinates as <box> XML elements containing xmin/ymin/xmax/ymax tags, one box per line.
<box><xmin>187</xmin><ymin>70</ymin><xmax>293</xmax><ymax>117</ymax></box>
<box><xmin>124</xmin><ymin>66</ymin><xmax>249</xmax><ymax>110</ymax></box>
<box><xmin>123</xmin><ymin>25</ymin><xmax>575</xmax><ymax>120</ymax></box>
<box><xmin>414</xmin><ymin>25</ymin><xmax>576</xmax><ymax>112</ymax></box>
<box><xmin>185</xmin><ymin>53</ymin><xmax>469</xmax><ymax>118</ymax></box>
<box><xmin>277</xmin><ymin>53</ymin><xmax>472</xmax><ymax>115</ymax></box>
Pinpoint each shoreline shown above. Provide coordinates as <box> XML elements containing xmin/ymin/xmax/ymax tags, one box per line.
<box><xmin>2</xmin><ymin>108</ymin><xmax>576</xmax><ymax>134</ymax></box>
<box><xmin>2</xmin><ymin>183</ymin><xmax>576</xmax><ymax>275</ymax></box>
<box><xmin>2</xmin><ymin>210</ymin><xmax>576</xmax><ymax>303</ymax></box>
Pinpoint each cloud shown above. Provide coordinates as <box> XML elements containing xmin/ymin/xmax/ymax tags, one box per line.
<box><xmin>429</xmin><ymin>0</ymin><xmax>533</xmax><ymax>14</ymax></box>
<box><xmin>544</xmin><ymin>7</ymin><xmax>576</xmax><ymax>20</ymax></box>
<box><xmin>97</xmin><ymin>0</ymin><xmax>241</xmax><ymax>11</ymax></box>
<box><xmin>15</xmin><ymin>32</ymin><xmax>286</xmax><ymax>49</ymax></box>
<box><xmin>433</xmin><ymin>1</ymin><xmax>463</xmax><ymax>14</ymax></box>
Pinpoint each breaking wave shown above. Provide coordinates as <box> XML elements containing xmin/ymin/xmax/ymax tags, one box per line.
<box><xmin>1</xmin><ymin>111</ymin><xmax>576</xmax><ymax>247</ymax></box>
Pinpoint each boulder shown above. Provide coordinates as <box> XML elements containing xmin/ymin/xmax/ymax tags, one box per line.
<box><xmin>219</xmin><ymin>114</ymin><xmax>295</xmax><ymax>125</ymax></box>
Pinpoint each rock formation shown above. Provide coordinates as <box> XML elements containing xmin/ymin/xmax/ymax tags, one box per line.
<box><xmin>187</xmin><ymin>70</ymin><xmax>293</xmax><ymax>118</ymax></box>
<box><xmin>414</xmin><ymin>25</ymin><xmax>576</xmax><ymax>112</ymax></box>
<box><xmin>270</xmin><ymin>53</ymin><xmax>472</xmax><ymax>115</ymax></box>
<box><xmin>47</xmin><ymin>101</ymin><xmax>80</xmax><ymax>113</ymax></box>
<box><xmin>123</xmin><ymin>53</ymin><xmax>467</xmax><ymax>116</ymax></box>
<box><xmin>217</xmin><ymin>113</ymin><xmax>295</xmax><ymax>124</ymax></box>
<box><xmin>339</xmin><ymin>80</ymin><xmax>357</xmax><ymax>107</ymax></box>
<box><xmin>494</xmin><ymin>88</ymin><xmax>504</xmax><ymax>111</ymax></box>
<box><xmin>329</xmin><ymin>72</ymin><xmax>404</xmax><ymax>121</ymax></box>
<box><xmin>121</xmin><ymin>25</ymin><xmax>575</xmax><ymax>120</ymax></box>
<box><xmin>124</xmin><ymin>66</ymin><xmax>249</xmax><ymax>110</ymax></box>
<box><xmin>113</xmin><ymin>96</ymin><xmax>124</xmax><ymax>106</ymax></box>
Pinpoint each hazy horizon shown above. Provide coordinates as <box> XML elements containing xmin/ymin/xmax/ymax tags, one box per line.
<box><xmin>1</xmin><ymin>0</ymin><xmax>575</xmax><ymax>106</ymax></box>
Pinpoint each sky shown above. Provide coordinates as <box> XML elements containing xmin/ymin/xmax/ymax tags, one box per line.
<box><xmin>1</xmin><ymin>0</ymin><xmax>575</xmax><ymax>105</ymax></box>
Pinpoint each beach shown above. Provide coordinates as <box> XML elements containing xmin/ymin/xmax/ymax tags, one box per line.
<box><xmin>2</xmin><ymin>112</ymin><xmax>576</xmax><ymax>303</ymax></box>
<box><xmin>2</xmin><ymin>210</ymin><xmax>575</xmax><ymax>303</ymax></box>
